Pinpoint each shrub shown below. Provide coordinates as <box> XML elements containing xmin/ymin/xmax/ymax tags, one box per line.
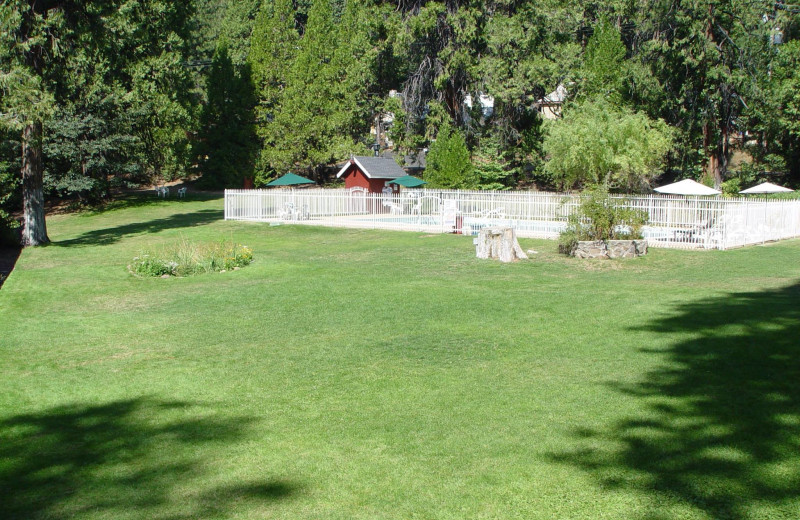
<box><xmin>130</xmin><ymin>238</ymin><xmax>253</xmax><ymax>277</ymax></box>
<box><xmin>720</xmin><ymin>177</ymin><xmax>742</xmax><ymax>196</ymax></box>
<box><xmin>557</xmin><ymin>228</ymin><xmax>579</xmax><ymax>255</ymax></box>
<box><xmin>543</xmin><ymin>99</ymin><xmax>674</xmax><ymax>191</ymax></box>
<box><xmin>130</xmin><ymin>254</ymin><xmax>177</xmax><ymax>277</ymax></box>
<box><xmin>558</xmin><ymin>185</ymin><xmax>649</xmax><ymax>254</ymax></box>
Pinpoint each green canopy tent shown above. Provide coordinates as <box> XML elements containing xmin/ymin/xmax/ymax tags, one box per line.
<box><xmin>266</xmin><ymin>173</ymin><xmax>315</xmax><ymax>187</ymax></box>
<box><xmin>387</xmin><ymin>175</ymin><xmax>426</xmax><ymax>188</ymax></box>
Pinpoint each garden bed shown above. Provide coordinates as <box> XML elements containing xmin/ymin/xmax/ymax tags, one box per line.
<box><xmin>572</xmin><ymin>239</ymin><xmax>648</xmax><ymax>259</ymax></box>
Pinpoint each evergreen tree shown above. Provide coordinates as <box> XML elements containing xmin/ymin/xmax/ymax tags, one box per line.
<box><xmin>0</xmin><ymin>130</ymin><xmax>20</xmax><ymax>242</ymax></box>
<box><xmin>0</xmin><ymin>1</ymin><xmax>62</xmax><ymax>245</ymax></box>
<box><xmin>43</xmin><ymin>80</ymin><xmax>141</xmax><ymax>201</ymax></box>
<box><xmin>425</xmin><ymin>123</ymin><xmax>474</xmax><ymax>189</ymax></box>
<box><xmin>581</xmin><ymin>19</ymin><xmax>626</xmax><ymax>100</ymax></box>
<box><xmin>1</xmin><ymin>0</ymin><xmax>196</xmax><ymax>246</ymax></box>
<box><xmin>634</xmin><ymin>0</ymin><xmax>772</xmax><ymax>184</ymax></box>
<box><xmin>197</xmin><ymin>43</ymin><xmax>258</xmax><ymax>189</ymax></box>
<box><xmin>249</xmin><ymin>0</ymin><xmax>299</xmax><ymax>180</ymax></box>
<box><xmin>472</xmin><ymin>138</ymin><xmax>514</xmax><ymax>190</ymax></box>
<box><xmin>256</xmin><ymin>0</ymin><xmax>371</xmax><ymax>178</ymax></box>
<box><xmin>748</xmin><ymin>31</ymin><xmax>800</xmax><ymax>179</ymax></box>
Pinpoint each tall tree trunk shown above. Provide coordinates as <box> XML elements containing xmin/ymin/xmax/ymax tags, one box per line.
<box><xmin>719</xmin><ymin>122</ymin><xmax>729</xmax><ymax>181</ymax></box>
<box><xmin>702</xmin><ymin>122</ymin><xmax>717</xmax><ymax>183</ymax></box>
<box><xmin>21</xmin><ymin>121</ymin><xmax>49</xmax><ymax>247</ymax></box>
<box><xmin>701</xmin><ymin>2</ymin><xmax>722</xmax><ymax>188</ymax></box>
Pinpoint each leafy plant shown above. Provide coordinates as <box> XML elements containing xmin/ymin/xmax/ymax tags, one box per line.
<box><xmin>558</xmin><ymin>185</ymin><xmax>649</xmax><ymax>255</ymax></box>
<box><xmin>129</xmin><ymin>238</ymin><xmax>253</xmax><ymax>277</ymax></box>
<box><xmin>720</xmin><ymin>178</ymin><xmax>742</xmax><ymax>197</ymax></box>
<box><xmin>472</xmin><ymin>138</ymin><xmax>514</xmax><ymax>190</ymax></box>
<box><xmin>425</xmin><ymin>123</ymin><xmax>475</xmax><ymax>189</ymax></box>
<box><xmin>543</xmin><ymin>99</ymin><xmax>674</xmax><ymax>191</ymax></box>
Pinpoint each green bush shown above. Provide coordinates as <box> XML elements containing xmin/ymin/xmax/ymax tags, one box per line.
<box><xmin>720</xmin><ymin>177</ymin><xmax>742</xmax><ymax>196</ymax></box>
<box><xmin>558</xmin><ymin>185</ymin><xmax>649</xmax><ymax>254</ymax></box>
<box><xmin>130</xmin><ymin>254</ymin><xmax>177</xmax><ymax>277</ymax></box>
<box><xmin>557</xmin><ymin>228</ymin><xmax>579</xmax><ymax>255</ymax></box>
<box><xmin>129</xmin><ymin>239</ymin><xmax>253</xmax><ymax>277</ymax></box>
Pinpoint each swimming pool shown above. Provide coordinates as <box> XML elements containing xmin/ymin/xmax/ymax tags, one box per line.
<box><xmin>332</xmin><ymin>214</ymin><xmax>682</xmax><ymax>244</ymax></box>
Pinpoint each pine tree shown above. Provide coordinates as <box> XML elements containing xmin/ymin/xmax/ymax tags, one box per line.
<box><xmin>1</xmin><ymin>1</ymin><xmax>195</xmax><ymax>246</ymax></box>
<box><xmin>197</xmin><ymin>43</ymin><xmax>258</xmax><ymax>188</ymax></box>
<box><xmin>0</xmin><ymin>1</ymin><xmax>62</xmax><ymax>246</ymax></box>
<box><xmin>582</xmin><ymin>20</ymin><xmax>626</xmax><ymax>100</ymax></box>
<box><xmin>425</xmin><ymin>123</ymin><xmax>475</xmax><ymax>189</ymax></box>
<box><xmin>256</xmin><ymin>0</ymin><xmax>370</xmax><ymax>178</ymax></box>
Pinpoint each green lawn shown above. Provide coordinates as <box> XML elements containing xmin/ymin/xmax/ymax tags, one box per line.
<box><xmin>1</xmin><ymin>195</ymin><xmax>799</xmax><ymax>520</ymax></box>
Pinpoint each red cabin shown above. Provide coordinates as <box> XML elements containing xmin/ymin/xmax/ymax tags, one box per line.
<box><xmin>336</xmin><ymin>156</ymin><xmax>406</xmax><ymax>193</ymax></box>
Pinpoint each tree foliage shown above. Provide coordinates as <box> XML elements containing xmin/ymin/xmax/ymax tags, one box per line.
<box><xmin>4</xmin><ymin>0</ymin><xmax>800</xmax><ymax>246</ymax></box>
<box><xmin>251</xmin><ymin>0</ymin><xmax>372</xmax><ymax>178</ymax></box>
<box><xmin>196</xmin><ymin>44</ymin><xmax>258</xmax><ymax>189</ymax></box>
<box><xmin>631</xmin><ymin>0</ymin><xmax>774</xmax><ymax>184</ymax></box>
<box><xmin>580</xmin><ymin>19</ymin><xmax>626</xmax><ymax>100</ymax></box>
<box><xmin>425</xmin><ymin>123</ymin><xmax>474</xmax><ymax>189</ymax></box>
<box><xmin>544</xmin><ymin>99</ymin><xmax>673</xmax><ymax>191</ymax></box>
<box><xmin>1</xmin><ymin>0</ymin><xmax>196</xmax><ymax>245</ymax></box>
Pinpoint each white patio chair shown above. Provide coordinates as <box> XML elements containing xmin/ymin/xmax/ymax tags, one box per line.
<box><xmin>387</xmin><ymin>202</ymin><xmax>403</xmax><ymax>215</ymax></box>
<box><xmin>279</xmin><ymin>202</ymin><xmax>298</xmax><ymax>220</ymax></box>
<box><xmin>177</xmin><ymin>187</ymin><xmax>187</xmax><ymax>198</ymax></box>
<box><xmin>673</xmin><ymin>219</ymin><xmax>711</xmax><ymax>244</ymax></box>
<box><xmin>481</xmin><ymin>207</ymin><xmax>505</xmax><ymax>219</ymax></box>
<box><xmin>298</xmin><ymin>204</ymin><xmax>310</xmax><ymax>220</ymax></box>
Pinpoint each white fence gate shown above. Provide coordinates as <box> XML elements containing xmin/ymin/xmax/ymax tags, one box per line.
<box><xmin>224</xmin><ymin>188</ymin><xmax>800</xmax><ymax>250</ymax></box>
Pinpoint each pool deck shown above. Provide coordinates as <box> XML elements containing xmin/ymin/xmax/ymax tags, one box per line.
<box><xmin>241</xmin><ymin>213</ymin><xmax>712</xmax><ymax>249</ymax></box>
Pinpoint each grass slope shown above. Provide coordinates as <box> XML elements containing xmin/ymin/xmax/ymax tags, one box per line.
<box><xmin>1</xmin><ymin>195</ymin><xmax>799</xmax><ymax>520</ymax></box>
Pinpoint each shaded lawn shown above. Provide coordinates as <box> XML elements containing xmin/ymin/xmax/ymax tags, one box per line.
<box><xmin>1</xmin><ymin>194</ymin><xmax>799</xmax><ymax>519</ymax></box>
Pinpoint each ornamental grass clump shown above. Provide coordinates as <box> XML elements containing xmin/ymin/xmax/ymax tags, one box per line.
<box><xmin>558</xmin><ymin>186</ymin><xmax>648</xmax><ymax>255</ymax></box>
<box><xmin>129</xmin><ymin>238</ymin><xmax>253</xmax><ymax>277</ymax></box>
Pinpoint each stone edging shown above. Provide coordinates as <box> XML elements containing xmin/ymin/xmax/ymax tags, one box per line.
<box><xmin>572</xmin><ymin>240</ymin><xmax>648</xmax><ymax>259</ymax></box>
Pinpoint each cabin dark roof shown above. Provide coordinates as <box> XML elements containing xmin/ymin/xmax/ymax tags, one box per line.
<box><xmin>336</xmin><ymin>156</ymin><xmax>406</xmax><ymax>179</ymax></box>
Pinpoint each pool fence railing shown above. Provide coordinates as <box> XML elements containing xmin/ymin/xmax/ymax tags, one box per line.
<box><xmin>224</xmin><ymin>188</ymin><xmax>800</xmax><ymax>250</ymax></box>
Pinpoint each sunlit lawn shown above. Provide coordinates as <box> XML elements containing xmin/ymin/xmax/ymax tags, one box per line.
<box><xmin>1</xmin><ymin>194</ymin><xmax>799</xmax><ymax>520</ymax></box>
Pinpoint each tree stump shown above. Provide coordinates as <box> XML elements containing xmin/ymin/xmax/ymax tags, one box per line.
<box><xmin>475</xmin><ymin>227</ymin><xmax>528</xmax><ymax>262</ymax></box>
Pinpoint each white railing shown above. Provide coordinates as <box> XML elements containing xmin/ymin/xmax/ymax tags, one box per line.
<box><xmin>224</xmin><ymin>188</ymin><xmax>800</xmax><ymax>250</ymax></box>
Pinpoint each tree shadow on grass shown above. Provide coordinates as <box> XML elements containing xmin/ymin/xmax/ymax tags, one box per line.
<box><xmin>0</xmin><ymin>398</ymin><xmax>299</xmax><ymax>519</ymax></box>
<box><xmin>552</xmin><ymin>282</ymin><xmax>800</xmax><ymax>519</ymax></box>
<box><xmin>52</xmin><ymin>208</ymin><xmax>224</xmax><ymax>247</ymax></box>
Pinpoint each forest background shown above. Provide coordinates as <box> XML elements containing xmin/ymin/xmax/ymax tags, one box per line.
<box><xmin>2</xmin><ymin>0</ymin><xmax>800</xmax><ymax>245</ymax></box>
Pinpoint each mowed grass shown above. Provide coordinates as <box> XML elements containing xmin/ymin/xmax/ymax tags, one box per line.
<box><xmin>1</xmin><ymin>194</ymin><xmax>799</xmax><ymax>520</ymax></box>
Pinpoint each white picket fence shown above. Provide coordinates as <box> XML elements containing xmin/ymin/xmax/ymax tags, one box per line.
<box><xmin>224</xmin><ymin>188</ymin><xmax>800</xmax><ymax>250</ymax></box>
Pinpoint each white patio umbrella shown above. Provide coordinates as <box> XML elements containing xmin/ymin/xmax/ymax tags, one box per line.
<box><xmin>654</xmin><ymin>179</ymin><xmax>721</xmax><ymax>196</ymax></box>
<box><xmin>654</xmin><ymin>180</ymin><xmax>720</xmax><ymax>240</ymax></box>
<box><xmin>739</xmin><ymin>182</ymin><xmax>794</xmax><ymax>194</ymax></box>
